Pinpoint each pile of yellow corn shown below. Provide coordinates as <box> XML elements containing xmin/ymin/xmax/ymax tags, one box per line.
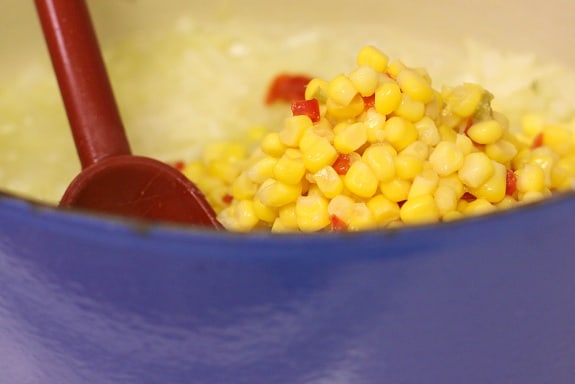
<box><xmin>181</xmin><ymin>45</ymin><xmax>575</xmax><ymax>232</ymax></box>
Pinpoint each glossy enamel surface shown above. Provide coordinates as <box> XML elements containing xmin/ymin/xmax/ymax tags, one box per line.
<box><xmin>1</xmin><ymin>193</ymin><xmax>575</xmax><ymax>383</ymax></box>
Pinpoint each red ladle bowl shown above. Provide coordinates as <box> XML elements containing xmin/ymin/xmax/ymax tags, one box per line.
<box><xmin>34</xmin><ymin>0</ymin><xmax>222</xmax><ymax>229</ymax></box>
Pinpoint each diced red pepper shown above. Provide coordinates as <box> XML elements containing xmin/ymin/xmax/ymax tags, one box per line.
<box><xmin>291</xmin><ymin>99</ymin><xmax>320</xmax><ymax>122</ymax></box>
<box><xmin>265</xmin><ymin>74</ymin><xmax>313</xmax><ymax>104</ymax></box>
<box><xmin>464</xmin><ymin>119</ymin><xmax>474</xmax><ymax>135</ymax></box>
<box><xmin>531</xmin><ymin>132</ymin><xmax>544</xmax><ymax>149</ymax></box>
<box><xmin>363</xmin><ymin>94</ymin><xmax>375</xmax><ymax>110</ymax></box>
<box><xmin>332</xmin><ymin>154</ymin><xmax>352</xmax><ymax>175</ymax></box>
<box><xmin>330</xmin><ymin>215</ymin><xmax>348</xmax><ymax>231</ymax></box>
<box><xmin>222</xmin><ymin>194</ymin><xmax>234</xmax><ymax>205</ymax></box>
<box><xmin>506</xmin><ymin>169</ymin><xmax>517</xmax><ymax>196</ymax></box>
<box><xmin>461</xmin><ymin>192</ymin><xmax>477</xmax><ymax>202</ymax></box>
<box><xmin>171</xmin><ymin>160</ymin><xmax>185</xmax><ymax>171</ymax></box>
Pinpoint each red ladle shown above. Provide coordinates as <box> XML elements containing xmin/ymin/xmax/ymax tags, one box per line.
<box><xmin>34</xmin><ymin>0</ymin><xmax>222</xmax><ymax>229</ymax></box>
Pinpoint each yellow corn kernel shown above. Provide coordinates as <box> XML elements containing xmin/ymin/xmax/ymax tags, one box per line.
<box><xmin>311</xmin><ymin>119</ymin><xmax>335</xmax><ymax>141</ymax></box>
<box><xmin>253</xmin><ymin>198</ymin><xmax>277</xmax><ymax>223</ymax></box>
<box><xmin>464</xmin><ymin>198</ymin><xmax>496</xmax><ymax>216</ymax></box>
<box><xmin>374</xmin><ymin>82</ymin><xmax>402</xmax><ymax>116</ymax></box>
<box><xmin>543</xmin><ymin>125</ymin><xmax>572</xmax><ymax>155</ymax></box>
<box><xmin>334</xmin><ymin>122</ymin><xmax>368</xmax><ymax>154</ymax></box>
<box><xmin>400</xmin><ymin>195</ymin><xmax>440</xmax><ymax>225</ymax></box>
<box><xmin>218</xmin><ymin>200</ymin><xmax>259</xmax><ymax>232</ymax></box>
<box><xmin>313</xmin><ymin>166</ymin><xmax>344</xmax><ymax>199</ymax></box>
<box><xmin>443</xmin><ymin>83</ymin><xmax>485</xmax><ymax>118</ymax></box>
<box><xmin>493</xmin><ymin>111</ymin><xmax>510</xmax><ymax>131</ymax></box>
<box><xmin>458</xmin><ymin>152</ymin><xmax>495</xmax><ymax>188</ymax></box>
<box><xmin>230</xmin><ymin>172</ymin><xmax>258</xmax><ymax>200</ymax></box>
<box><xmin>396</xmin><ymin>68</ymin><xmax>434</xmax><ymax>103</ymax></box>
<box><xmin>551</xmin><ymin>157</ymin><xmax>575</xmax><ymax>190</ymax></box>
<box><xmin>468</xmin><ymin>161</ymin><xmax>507</xmax><ymax>203</ymax></box>
<box><xmin>305</xmin><ymin>78</ymin><xmax>329</xmax><ymax>102</ymax></box>
<box><xmin>438</xmin><ymin>123</ymin><xmax>457</xmax><ymax>143</ymax></box>
<box><xmin>278</xmin><ymin>203</ymin><xmax>298</xmax><ymax>229</ymax></box>
<box><xmin>438</xmin><ymin>174</ymin><xmax>465</xmax><ymax>198</ymax></box>
<box><xmin>348</xmin><ymin>203</ymin><xmax>376</xmax><ymax>231</ymax></box>
<box><xmin>521</xmin><ymin>113</ymin><xmax>545</xmax><ymax>138</ymax></box>
<box><xmin>414</xmin><ymin>116</ymin><xmax>440</xmax><ymax>147</ymax></box>
<box><xmin>182</xmin><ymin>160</ymin><xmax>206</xmax><ymax>183</ymax></box>
<box><xmin>385</xmin><ymin>116</ymin><xmax>418</xmax><ymax>151</ymax></box>
<box><xmin>280</xmin><ymin>115</ymin><xmax>313</xmax><ymax>147</ymax></box>
<box><xmin>283</xmin><ymin>148</ymin><xmax>302</xmax><ymax>159</ymax></box>
<box><xmin>256</xmin><ymin>178</ymin><xmax>302</xmax><ymax>208</ymax></box>
<box><xmin>363</xmin><ymin>108</ymin><xmax>387</xmax><ymax>143</ymax></box>
<box><xmin>395</xmin><ymin>153</ymin><xmax>423</xmax><ymax>180</ymax></box>
<box><xmin>502</xmin><ymin>131</ymin><xmax>525</xmax><ymax>152</ymax></box>
<box><xmin>414</xmin><ymin>67</ymin><xmax>432</xmax><ymax>83</ymax></box>
<box><xmin>206</xmin><ymin>184</ymin><xmax>229</xmax><ymax>212</ymax></box>
<box><xmin>305</xmin><ymin>185</ymin><xmax>323</xmax><ymax>198</ymax></box>
<box><xmin>429</xmin><ymin>141</ymin><xmax>464</xmax><ymax>176</ymax></box>
<box><xmin>207</xmin><ymin>159</ymin><xmax>241</xmax><ymax>184</ymax></box>
<box><xmin>195</xmin><ymin>176</ymin><xmax>225</xmax><ymax>197</ymax></box>
<box><xmin>443</xmin><ymin>210</ymin><xmax>464</xmax><ymax>222</ymax></box>
<box><xmin>520</xmin><ymin>190</ymin><xmax>547</xmax><ymax>203</ymax></box>
<box><xmin>434</xmin><ymin>184</ymin><xmax>458</xmax><ymax>214</ymax></box>
<box><xmin>328</xmin><ymin>74</ymin><xmax>358</xmax><ymax>106</ymax></box>
<box><xmin>332</xmin><ymin>121</ymin><xmax>348</xmax><ymax>135</ymax></box>
<box><xmin>558</xmin><ymin>155</ymin><xmax>575</xmax><ymax>175</ymax></box>
<box><xmin>327</xmin><ymin>195</ymin><xmax>356</xmax><ymax>224</ymax></box>
<box><xmin>362</xmin><ymin>143</ymin><xmax>396</xmax><ymax>182</ymax></box>
<box><xmin>299</xmin><ymin>129</ymin><xmax>322</xmax><ymax>153</ymax></box>
<box><xmin>456</xmin><ymin>199</ymin><xmax>469</xmax><ymax>212</ymax></box>
<box><xmin>385</xmin><ymin>220</ymin><xmax>404</xmax><ymax>229</ymax></box>
<box><xmin>367</xmin><ymin>195</ymin><xmax>400</xmax><ymax>226</ymax></box>
<box><xmin>273</xmin><ymin>151</ymin><xmax>306</xmax><ymax>185</ymax></box>
<box><xmin>380</xmin><ymin>178</ymin><xmax>411</xmax><ymax>202</ymax></box>
<box><xmin>356</xmin><ymin>45</ymin><xmax>389</xmax><ymax>72</ymax></box>
<box><xmin>349</xmin><ymin>65</ymin><xmax>379</xmax><ymax>97</ymax></box>
<box><xmin>467</xmin><ymin>119</ymin><xmax>504</xmax><ymax>145</ymax></box>
<box><xmin>424</xmin><ymin>92</ymin><xmax>443</xmax><ymax>120</ymax></box>
<box><xmin>271</xmin><ymin>218</ymin><xmax>293</xmax><ymax>233</ymax></box>
<box><xmin>247</xmin><ymin>147</ymin><xmax>266</xmax><ymax>162</ymax></box>
<box><xmin>386</xmin><ymin>60</ymin><xmax>406</xmax><ymax>78</ymax></box>
<box><xmin>512</xmin><ymin>148</ymin><xmax>532</xmax><ymax>170</ymax></box>
<box><xmin>344</xmin><ymin>160</ymin><xmax>379</xmax><ymax>198</ymax></box>
<box><xmin>261</xmin><ymin>132</ymin><xmax>287</xmax><ymax>157</ymax></box>
<box><xmin>295</xmin><ymin>195</ymin><xmax>330</xmax><ymax>232</ymax></box>
<box><xmin>541</xmin><ymin>188</ymin><xmax>553</xmax><ymax>199</ymax></box>
<box><xmin>484</xmin><ymin>139</ymin><xmax>518</xmax><ymax>164</ymax></box>
<box><xmin>246</xmin><ymin>156</ymin><xmax>277</xmax><ymax>183</ymax></box>
<box><xmin>408</xmin><ymin>169</ymin><xmax>439</xmax><ymax>199</ymax></box>
<box><xmin>326</xmin><ymin>94</ymin><xmax>365</xmax><ymax>120</ymax></box>
<box><xmin>300</xmin><ymin>134</ymin><xmax>339</xmax><ymax>173</ymax></box>
<box><xmin>401</xmin><ymin>141</ymin><xmax>429</xmax><ymax>161</ymax></box>
<box><xmin>202</xmin><ymin>142</ymin><xmax>247</xmax><ymax>164</ymax></box>
<box><xmin>528</xmin><ymin>147</ymin><xmax>558</xmax><ymax>185</ymax></box>
<box><xmin>394</xmin><ymin>93</ymin><xmax>425</xmax><ymax>122</ymax></box>
<box><xmin>496</xmin><ymin>196</ymin><xmax>518</xmax><ymax>210</ymax></box>
<box><xmin>455</xmin><ymin>133</ymin><xmax>474</xmax><ymax>155</ymax></box>
<box><xmin>516</xmin><ymin>164</ymin><xmax>546</xmax><ymax>193</ymax></box>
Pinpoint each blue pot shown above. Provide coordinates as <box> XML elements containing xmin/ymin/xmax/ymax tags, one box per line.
<box><xmin>1</xmin><ymin>191</ymin><xmax>574</xmax><ymax>384</ymax></box>
<box><xmin>3</xmin><ymin>1</ymin><xmax>575</xmax><ymax>382</ymax></box>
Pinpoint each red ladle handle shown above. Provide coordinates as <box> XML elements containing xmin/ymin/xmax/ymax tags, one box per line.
<box><xmin>35</xmin><ymin>0</ymin><xmax>130</xmax><ymax>169</ymax></box>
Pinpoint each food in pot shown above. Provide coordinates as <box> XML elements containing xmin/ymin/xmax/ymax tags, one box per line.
<box><xmin>180</xmin><ymin>46</ymin><xmax>575</xmax><ymax>232</ymax></box>
<box><xmin>2</xmin><ymin>20</ymin><xmax>575</xmax><ymax>232</ymax></box>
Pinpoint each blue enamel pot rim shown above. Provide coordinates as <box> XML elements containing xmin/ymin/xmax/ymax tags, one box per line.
<box><xmin>1</xmin><ymin>188</ymin><xmax>573</xmax><ymax>259</ymax></box>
